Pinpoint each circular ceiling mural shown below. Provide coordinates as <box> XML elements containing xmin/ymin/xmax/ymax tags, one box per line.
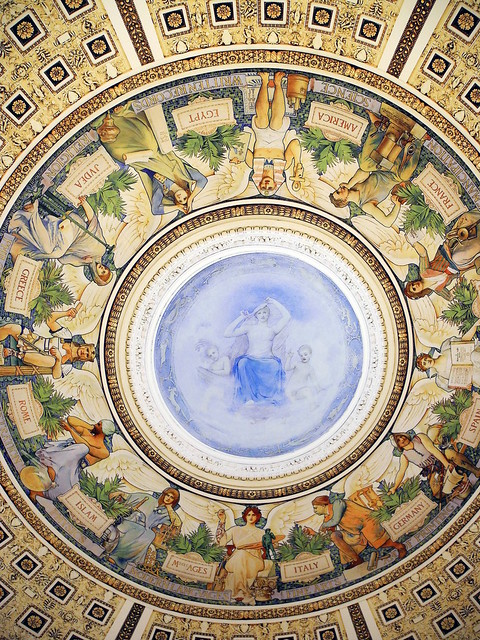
<box><xmin>0</xmin><ymin>57</ymin><xmax>479</xmax><ymax>622</ymax></box>
<box><xmin>107</xmin><ymin>206</ymin><xmax>407</xmax><ymax>495</ymax></box>
<box><xmin>152</xmin><ymin>250</ymin><xmax>364</xmax><ymax>459</ymax></box>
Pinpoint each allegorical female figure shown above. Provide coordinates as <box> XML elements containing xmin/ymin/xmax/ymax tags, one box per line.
<box><xmin>217</xmin><ymin>506</ymin><xmax>266</xmax><ymax>605</ymax></box>
<box><xmin>8</xmin><ymin>197</ymin><xmax>112</xmax><ymax>286</ymax></box>
<box><xmin>96</xmin><ymin>105</ymin><xmax>207</xmax><ymax>216</ymax></box>
<box><xmin>104</xmin><ymin>487</ymin><xmax>181</xmax><ymax>569</ymax></box>
<box><xmin>149</xmin><ymin>487</ymin><xmax>182</xmax><ymax>547</ymax></box>
<box><xmin>224</xmin><ymin>297</ymin><xmax>290</xmax><ymax>406</ymax></box>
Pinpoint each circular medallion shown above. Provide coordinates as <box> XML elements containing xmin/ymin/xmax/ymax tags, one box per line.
<box><xmin>152</xmin><ymin>251</ymin><xmax>364</xmax><ymax>458</ymax></box>
<box><xmin>104</xmin><ymin>203</ymin><xmax>410</xmax><ymax>497</ymax></box>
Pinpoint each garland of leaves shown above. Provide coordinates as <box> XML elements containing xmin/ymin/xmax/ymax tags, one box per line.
<box><xmin>176</xmin><ymin>126</ymin><xmax>242</xmax><ymax>171</ymax></box>
<box><xmin>299</xmin><ymin>128</ymin><xmax>355</xmax><ymax>175</ymax></box>
<box><xmin>276</xmin><ymin>524</ymin><xmax>330</xmax><ymax>562</ymax></box>
<box><xmin>372</xmin><ymin>477</ymin><xmax>421</xmax><ymax>523</ymax></box>
<box><xmin>168</xmin><ymin>524</ymin><xmax>225</xmax><ymax>563</ymax></box>
<box><xmin>397</xmin><ymin>182</ymin><xmax>446</xmax><ymax>237</ymax></box>
<box><xmin>432</xmin><ymin>389</ymin><xmax>473</xmax><ymax>441</ymax></box>
<box><xmin>31</xmin><ymin>376</ymin><xmax>76</xmax><ymax>439</ymax></box>
<box><xmin>29</xmin><ymin>261</ymin><xmax>74</xmax><ymax>324</ymax></box>
<box><xmin>441</xmin><ymin>278</ymin><xmax>479</xmax><ymax>336</ymax></box>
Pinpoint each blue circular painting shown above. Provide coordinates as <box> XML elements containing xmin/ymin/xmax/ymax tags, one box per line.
<box><xmin>154</xmin><ymin>253</ymin><xmax>364</xmax><ymax>457</ymax></box>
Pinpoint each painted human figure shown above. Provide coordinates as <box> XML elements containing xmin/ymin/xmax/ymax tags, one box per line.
<box><xmin>426</xmin><ymin>425</ymin><xmax>480</xmax><ymax>479</ymax></box>
<box><xmin>97</xmin><ymin>105</ymin><xmax>207</xmax><ymax>215</ymax></box>
<box><xmin>225</xmin><ymin>297</ymin><xmax>290</xmax><ymax>405</ymax></box>
<box><xmin>388</xmin><ymin>432</ymin><xmax>455</xmax><ymax>500</ymax></box>
<box><xmin>329</xmin><ymin>109</ymin><xmax>428</xmax><ymax>229</ymax></box>
<box><xmin>415</xmin><ymin>319</ymin><xmax>480</xmax><ymax>392</ymax></box>
<box><xmin>149</xmin><ymin>488</ymin><xmax>182</xmax><ymax>548</ymax></box>
<box><xmin>0</xmin><ymin>312</ymin><xmax>95</xmax><ymax>378</ymax></box>
<box><xmin>103</xmin><ymin>487</ymin><xmax>181</xmax><ymax>569</ymax></box>
<box><xmin>233</xmin><ymin>72</ymin><xmax>302</xmax><ymax>196</ymax></box>
<box><xmin>21</xmin><ymin>417</ymin><xmax>115</xmax><ymax>502</ymax></box>
<box><xmin>102</xmin><ymin>492</ymin><xmax>157</xmax><ymax>569</ymax></box>
<box><xmin>405</xmin><ymin>211</ymin><xmax>480</xmax><ymax>300</ymax></box>
<box><xmin>304</xmin><ymin>495</ymin><xmax>406</xmax><ymax>569</ymax></box>
<box><xmin>8</xmin><ymin>196</ymin><xmax>113</xmax><ymax>286</ymax></box>
<box><xmin>197</xmin><ymin>342</ymin><xmax>232</xmax><ymax>412</ymax></box>
<box><xmin>216</xmin><ymin>506</ymin><xmax>266</xmax><ymax>605</ymax></box>
<box><xmin>285</xmin><ymin>344</ymin><xmax>319</xmax><ymax>402</ymax></box>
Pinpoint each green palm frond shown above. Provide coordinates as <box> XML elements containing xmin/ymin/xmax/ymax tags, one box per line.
<box><xmin>78</xmin><ymin>473</ymin><xmax>132</xmax><ymax>519</ymax></box>
<box><xmin>398</xmin><ymin>183</ymin><xmax>446</xmax><ymax>237</ymax></box>
<box><xmin>299</xmin><ymin>128</ymin><xmax>355</xmax><ymax>175</ymax></box>
<box><xmin>168</xmin><ymin>534</ymin><xmax>193</xmax><ymax>555</ymax></box>
<box><xmin>372</xmin><ymin>477</ymin><xmax>421</xmax><ymax>522</ymax></box>
<box><xmin>31</xmin><ymin>376</ymin><xmax>75</xmax><ymax>439</ymax></box>
<box><xmin>188</xmin><ymin>524</ymin><xmax>213</xmax><ymax>551</ymax></box>
<box><xmin>86</xmin><ymin>168</ymin><xmax>136</xmax><ymax>219</ymax></box>
<box><xmin>107</xmin><ymin>169</ymin><xmax>137</xmax><ymax>191</ymax></box>
<box><xmin>441</xmin><ymin>279</ymin><xmax>478</xmax><ymax>335</ymax></box>
<box><xmin>168</xmin><ymin>525</ymin><xmax>225</xmax><ymax>562</ymax></box>
<box><xmin>277</xmin><ymin>524</ymin><xmax>330</xmax><ymax>561</ymax></box>
<box><xmin>176</xmin><ymin>126</ymin><xmax>242</xmax><ymax>171</ymax></box>
<box><xmin>29</xmin><ymin>262</ymin><xmax>74</xmax><ymax>324</ymax></box>
<box><xmin>432</xmin><ymin>389</ymin><xmax>473</xmax><ymax>441</ymax></box>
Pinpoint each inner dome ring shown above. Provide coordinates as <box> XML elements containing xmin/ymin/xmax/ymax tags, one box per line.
<box><xmin>103</xmin><ymin>203</ymin><xmax>410</xmax><ymax>499</ymax></box>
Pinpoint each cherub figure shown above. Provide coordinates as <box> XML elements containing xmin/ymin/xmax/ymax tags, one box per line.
<box><xmin>196</xmin><ymin>342</ymin><xmax>231</xmax><ymax>412</ymax></box>
<box><xmin>285</xmin><ymin>344</ymin><xmax>320</xmax><ymax>402</ymax></box>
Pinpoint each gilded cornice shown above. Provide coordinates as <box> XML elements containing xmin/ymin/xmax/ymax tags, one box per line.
<box><xmin>387</xmin><ymin>0</ymin><xmax>436</xmax><ymax>78</ymax></box>
<box><xmin>1</xmin><ymin>49</ymin><xmax>479</xmax><ymax>218</ymax></box>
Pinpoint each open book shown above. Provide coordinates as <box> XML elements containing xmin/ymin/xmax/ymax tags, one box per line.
<box><xmin>448</xmin><ymin>341</ymin><xmax>475</xmax><ymax>389</ymax></box>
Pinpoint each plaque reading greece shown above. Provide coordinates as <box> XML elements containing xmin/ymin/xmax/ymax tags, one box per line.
<box><xmin>4</xmin><ymin>254</ymin><xmax>41</xmax><ymax>317</ymax></box>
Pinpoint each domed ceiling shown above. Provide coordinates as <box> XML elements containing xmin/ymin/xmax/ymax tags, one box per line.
<box><xmin>1</xmin><ymin>1</ymin><xmax>480</xmax><ymax>639</ymax></box>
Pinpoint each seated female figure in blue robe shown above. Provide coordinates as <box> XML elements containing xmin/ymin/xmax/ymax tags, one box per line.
<box><xmin>225</xmin><ymin>297</ymin><xmax>290</xmax><ymax>406</ymax></box>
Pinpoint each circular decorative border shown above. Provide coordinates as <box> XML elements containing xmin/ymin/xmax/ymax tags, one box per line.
<box><xmin>2</xmin><ymin>466</ymin><xmax>478</xmax><ymax>620</ymax></box>
<box><xmin>125</xmin><ymin>219</ymin><xmax>383</xmax><ymax>483</ymax></box>
<box><xmin>1</xmin><ymin>48</ymin><xmax>480</xmax><ymax>219</ymax></box>
<box><xmin>103</xmin><ymin>202</ymin><xmax>409</xmax><ymax>500</ymax></box>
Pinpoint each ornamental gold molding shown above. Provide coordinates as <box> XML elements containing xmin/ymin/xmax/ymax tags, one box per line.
<box><xmin>116</xmin><ymin>0</ymin><xmax>155</xmax><ymax>65</ymax></box>
<box><xmin>117</xmin><ymin>603</ymin><xmax>146</xmax><ymax>640</ymax></box>
<box><xmin>1</xmin><ymin>49</ymin><xmax>479</xmax><ymax>216</ymax></box>
<box><xmin>2</xmin><ymin>462</ymin><xmax>480</xmax><ymax>621</ymax></box>
<box><xmin>387</xmin><ymin>0</ymin><xmax>436</xmax><ymax>78</ymax></box>
<box><xmin>348</xmin><ymin>603</ymin><xmax>373</xmax><ymax>640</ymax></box>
